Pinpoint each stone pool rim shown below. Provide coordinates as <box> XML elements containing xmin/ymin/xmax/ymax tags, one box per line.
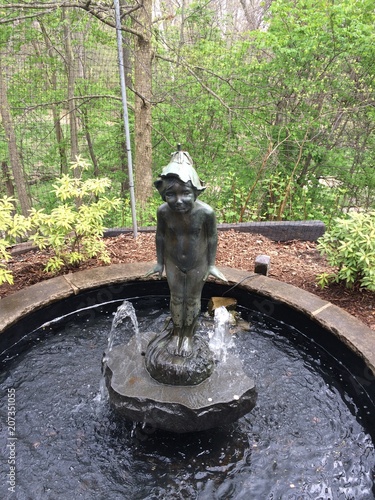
<box><xmin>1</xmin><ymin>262</ymin><xmax>374</xmax><ymax>376</ymax></box>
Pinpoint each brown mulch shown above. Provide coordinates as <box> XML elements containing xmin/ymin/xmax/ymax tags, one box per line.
<box><xmin>1</xmin><ymin>230</ymin><xmax>374</xmax><ymax>331</ymax></box>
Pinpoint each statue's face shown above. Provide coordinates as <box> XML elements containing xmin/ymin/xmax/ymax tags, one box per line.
<box><xmin>165</xmin><ymin>182</ymin><xmax>195</xmax><ymax>213</ymax></box>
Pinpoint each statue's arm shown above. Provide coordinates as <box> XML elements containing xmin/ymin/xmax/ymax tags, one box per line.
<box><xmin>145</xmin><ymin>208</ymin><xmax>166</xmax><ymax>278</ymax></box>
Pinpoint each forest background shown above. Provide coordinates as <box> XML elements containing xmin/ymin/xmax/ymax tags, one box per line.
<box><xmin>0</xmin><ymin>0</ymin><xmax>374</xmax><ymax>229</ymax></box>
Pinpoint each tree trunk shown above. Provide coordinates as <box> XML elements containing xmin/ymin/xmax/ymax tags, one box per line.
<box><xmin>62</xmin><ymin>8</ymin><xmax>79</xmax><ymax>172</ymax></box>
<box><xmin>133</xmin><ymin>0</ymin><xmax>153</xmax><ymax>210</ymax></box>
<box><xmin>119</xmin><ymin>21</ymin><xmax>132</xmax><ymax>197</ymax></box>
<box><xmin>0</xmin><ymin>57</ymin><xmax>31</xmax><ymax>216</ymax></box>
<box><xmin>38</xmin><ymin>21</ymin><xmax>68</xmax><ymax>174</ymax></box>
<box><xmin>1</xmin><ymin>161</ymin><xmax>15</xmax><ymax>198</ymax></box>
<box><xmin>122</xmin><ymin>38</ymin><xmax>133</xmax><ymax>88</ymax></box>
<box><xmin>240</xmin><ymin>0</ymin><xmax>274</xmax><ymax>31</ymax></box>
<box><xmin>118</xmin><ymin>116</ymin><xmax>130</xmax><ymax>197</ymax></box>
<box><xmin>79</xmin><ymin>106</ymin><xmax>99</xmax><ymax>177</ymax></box>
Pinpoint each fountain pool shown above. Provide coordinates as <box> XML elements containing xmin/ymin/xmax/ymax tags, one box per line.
<box><xmin>1</xmin><ymin>264</ymin><xmax>374</xmax><ymax>498</ymax></box>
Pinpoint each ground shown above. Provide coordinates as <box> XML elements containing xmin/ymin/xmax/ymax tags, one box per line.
<box><xmin>1</xmin><ymin>230</ymin><xmax>374</xmax><ymax>331</ymax></box>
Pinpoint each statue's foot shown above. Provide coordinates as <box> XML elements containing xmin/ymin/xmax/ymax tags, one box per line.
<box><xmin>166</xmin><ymin>334</ymin><xmax>180</xmax><ymax>356</ymax></box>
<box><xmin>177</xmin><ymin>336</ymin><xmax>193</xmax><ymax>358</ymax></box>
<box><xmin>165</xmin><ymin>334</ymin><xmax>193</xmax><ymax>357</ymax></box>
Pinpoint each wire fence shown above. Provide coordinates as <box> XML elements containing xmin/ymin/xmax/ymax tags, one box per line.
<box><xmin>1</xmin><ymin>16</ymin><xmax>123</xmax><ymax>208</ymax></box>
<box><xmin>1</xmin><ymin>11</ymin><xmax>373</xmax><ymax>243</ymax></box>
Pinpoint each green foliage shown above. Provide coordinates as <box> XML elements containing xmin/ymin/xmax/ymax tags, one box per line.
<box><xmin>204</xmin><ymin>170</ymin><xmax>250</xmax><ymax>223</ymax></box>
<box><xmin>2</xmin><ymin>0</ymin><xmax>375</xmax><ymax>224</ymax></box>
<box><xmin>0</xmin><ymin>197</ymin><xmax>30</xmax><ymax>284</ymax></box>
<box><xmin>317</xmin><ymin>212</ymin><xmax>375</xmax><ymax>291</ymax></box>
<box><xmin>28</xmin><ymin>158</ymin><xmax>121</xmax><ymax>273</ymax></box>
<box><xmin>258</xmin><ymin>173</ymin><xmax>348</xmax><ymax>223</ymax></box>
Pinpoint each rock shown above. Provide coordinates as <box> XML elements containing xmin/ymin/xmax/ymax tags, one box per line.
<box><xmin>254</xmin><ymin>255</ymin><xmax>270</xmax><ymax>276</ymax></box>
<box><xmin>104</xmin><ymin>332</ymin><xmax>257</xmax><ymax>433</ymax></box>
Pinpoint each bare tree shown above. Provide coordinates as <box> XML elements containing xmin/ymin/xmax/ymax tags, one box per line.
<box><xmin>37</xmin><ymin>20</ymin><xmax>69</xmax><ymax>174</ymax></box>
<box><xmin>239</xmin><ymin>0</ymin><xmax>273</xmax><ymax>31</ymax></box>
<box><xmin>0</xmin><ymin>56</ymin><xmax>31</xmax><ymax>215</ymax></box>
<box><xmin>1</xmin><ymin>161</ymin><xmax>15</xmax><ymax>198</ymax></box>
<box><xmin>132</xmin><ymin>0</ymin><xmax>153</xmax><ymax>208</ymax></box>
<box><xmin>62</xmin><ymin>7</ymin><xmax>80</xmax><ymax>170</ymax></box>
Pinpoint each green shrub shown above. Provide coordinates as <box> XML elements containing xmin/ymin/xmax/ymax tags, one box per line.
<box><xmin>317</xmin><ymin>211</ymin><xmax>375</xmax><ymax>291</ymax></box>
<box><xmin>29</xmin><ymin>157</ymin><xmax>121</xmax><ymax>273</ymax></box>
<box><xmin>0</xmin><ymin>159</ymin><xmax>121</xmax><ymax>285</ymax></box>
<box><xmin>0</xmin><ymin>197</ymin><xmax>30</xmax><ymax>285</ymax></box>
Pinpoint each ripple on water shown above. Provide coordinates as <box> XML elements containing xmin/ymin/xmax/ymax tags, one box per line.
<box><xmin>0</xmin><ymin>298</ymin><xmax>374</xmax><ymax>499</ymax></box>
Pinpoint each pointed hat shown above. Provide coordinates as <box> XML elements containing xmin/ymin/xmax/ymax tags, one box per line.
<box><xmin>155</xmin><ymin>147</ymin><xmax>205</xmax><ymax>193</ymax></box>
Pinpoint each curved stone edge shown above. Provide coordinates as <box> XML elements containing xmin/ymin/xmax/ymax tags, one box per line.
<box><xmin>219</xmin><ymin>267</ymin><xmax>375</xmax><ymax>376</ymax></box>
<box><xmin>1</xmin><ymin>263</ymin><xmax>374</xmax><ymax>376</ymax></box>
<box><xmin>0</xmin><ymin>262</ymin><xmax>154</xmax><ymax>333</ymax></box>
<box><xmin>105</xmin><ymin>374</ymin><xmax>257</xmax><ymax>433</ymax></box>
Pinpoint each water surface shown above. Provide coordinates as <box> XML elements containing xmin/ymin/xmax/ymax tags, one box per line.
<box><xmin>1</xmin><ymin>297</ymin><xmax>374</xmax><ymax>499</ymax></box>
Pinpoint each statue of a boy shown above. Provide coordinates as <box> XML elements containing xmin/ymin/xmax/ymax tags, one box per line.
<box><xmin>147</xmin><ymin>148</ymin><xmax>226</xmax><ymax>359</ymax></box>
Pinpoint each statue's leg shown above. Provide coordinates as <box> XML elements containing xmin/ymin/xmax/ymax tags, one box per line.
<box><xmin>167</xmin><ymin>294</ymin><xmax>184</xmax><ymax>355</ymax></box>
<box><xmin>177</xmin><ymin>300</ymin><xmax>200</xmax><ymax>356</ymax></box>
<box><xmin>165</xmin><ymin>264</ymin><xmax>187</xmax><ymax>355</ymax></box>
<box><xmin>177</xmin><ymin>268</ymin><xmax>205</xmax><ymax>357</ymax></box>
<box><xmin>164</xmin><ymin>264</ymin><xmax>206</xmax><ymax>357</ymax></box>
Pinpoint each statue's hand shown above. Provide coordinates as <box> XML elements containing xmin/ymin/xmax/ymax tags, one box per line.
<box><xmin>203</xmin><ymin>265</ymin><xmax>227</xmax><ymax>282</ymax></box>
<box><xmin>145</xmin><ymin>263</ymin><xmax>164</xmax><ymax>278</ymax></box>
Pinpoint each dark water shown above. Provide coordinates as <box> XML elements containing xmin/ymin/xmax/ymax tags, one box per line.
<box><xmin>1</xmin><ymin>297</ymin><xmax>374</xmax><ymax>499</ymax></box>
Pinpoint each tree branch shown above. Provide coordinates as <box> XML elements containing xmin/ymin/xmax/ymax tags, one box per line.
<box><xmin>0</xmin><ymin>1</ymin><xmax>145</xmax><ymax>39</ymax></box>
<box><xmin>155</xmin><ymin>53</ymin><xmax>231</xmax><ymax>111</ymax></box>
<box><xmin>0</xmin><ymin>8</ymin><xmax>56</xmax><ymax>24</ymax></box>
<box><xmin>13</xmin><ymin>94</ymin><xmax>124</xmax><ymax>111</ymax></box>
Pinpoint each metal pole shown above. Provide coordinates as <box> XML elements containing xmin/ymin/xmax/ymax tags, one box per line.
<box><xmin>114</xmin><ymin>0</ymin><xmax>138</xmax><ymax>238</ymax></box>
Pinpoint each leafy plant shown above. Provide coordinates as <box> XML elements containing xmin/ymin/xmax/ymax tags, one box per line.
<box><xmin>0</xmin><ymin>197</ymin><xmax>30</xmax><ymax>284</ymax></box>
<box><xmin>317</xmin><ymin>212</ymin><xmax>375</xmax><ymax>291</ymax></box>
<box><xmin>29</xmin><ymin>157</ymin><xmax>121</xmax><ymax>273</ymax></box>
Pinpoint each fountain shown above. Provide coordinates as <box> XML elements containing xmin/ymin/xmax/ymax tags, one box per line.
<box><xmin>1</xmin><ymin>268</ymin><xmax>375</xmax><ymax>497</ymax></box>
<box><xmin>1</xmin><ymin>149</ymin><xmax>375</xmax><ymax>497</ymax></box>
<box><xmin>104</xmin><ymin>147</ymin><xmax>256</xmax><ymax>432</ymax></box>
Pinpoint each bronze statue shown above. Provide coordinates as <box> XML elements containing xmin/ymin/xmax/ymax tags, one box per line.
<box><xmin>145</xmin><ymin>147</ymin><xmax>226</xmax><ymax>384</ymax></box>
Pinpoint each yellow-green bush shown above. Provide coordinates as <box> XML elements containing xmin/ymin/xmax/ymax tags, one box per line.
<box><xmin>29</xmin><ymin>158</ymin><xmax>121</xmax><ymax>273</ymax></box>
<box><xmin>0</xmin><ymin>197</ymin><xmax>30</xmax><ymax>284</ymax></box>
<box><xmin>0</xmin><ymin>158</ymin><xmax>121</xmax><ymax>285</ymax></box>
